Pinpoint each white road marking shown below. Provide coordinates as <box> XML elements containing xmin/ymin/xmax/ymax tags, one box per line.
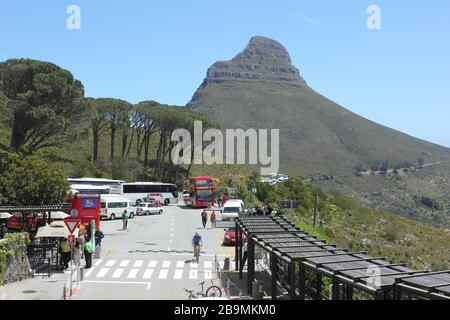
<box><xmin>204</xmin><ymin>270</ymin><xmax>213</xmax><ymax>279</ymax></box>
<box><xmin>105</xmin><ymin>260</ymin><xmax>116</xmax><ymax>267</ymax></box>
<box><xmin>119</xmin><ymin>260</ymin><xmax>129</xmax><ymax>267</ymax></box>
<box><xmin>127</xmin><ymin>269</ymin><xmax>139</xmax><ymax>279</ymax></box>
<box><xmin>190</xmin><ymin>262</ymin><xmax>198</xmax><ymax>268</ymax></box>
<box><xmin>167</xmin><ymin>246</ymin><xmax>171</xmax><ymax>251</ymax></box>
<box><xmin>158</xmin><ymin>269</ymin><xmax>169</xmax><ymax>279</ymax></box>
<box><xmin>93</xmin><ymin>260</ymin><xmax>102</xmax><ymax>267</ymax></box>
<box><xmin>143</xmin><ymin>269</ymin><xmax>154</xmax><ymax>279</ymax></box>
<box><xmin>96</xmin><ymin>268</ymin><xmax>110</xmax><ymax>278</ymax></box>
<box><xmin>176</xmin><ymin>261</ymin><xmax>184</xmax><ymax>268</ymax></box>
<box><xmin>204</xmin><ymin>261</ymin><xmax>212</xmax><ymax>269</ymax></box>
<box><xmin>112</xmin><ymin>268</ymin><xmax>124</xmax><ymax>278</ymax></box>
<box><xmin>162</xmin><ymin>261</ymin><xmax>171</xmax><ymax>268</ymax></box>
<box><xmin>83</xmin><ymin>280</ymin><xmax>151</xmax><ymax>290</ymax></box>
<box><xmin>189</xmin><ymin>269</ymin><xmax>198</xmax><ymax>279</ymax></box>
<box><xmin>133</xmin><ymin>260</ymin><xmax>143</xmax><ymax>267</ymax></box>
<box><xmin>84</xmin><ymin>267</ymin><xmax>96</xmax><ymax>278</ymax></box>
<box><xmin>148</xmin><ymin>260</ymin><xmax>157</xmax><ymax>268</ymax></box>
<box><xmin>174</xmin><ymin>269</ymin><xmax>183</xmax><ymax>279</ymax></box>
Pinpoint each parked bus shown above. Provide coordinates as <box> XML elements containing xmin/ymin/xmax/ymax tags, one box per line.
<box><xmin>68</xmin><ymin>191</ymin><xmax>101</xmax><ymax>231</ymax></box>
<box><xmin>68</xmin><ymin>178</ymin><xmax>125</xmax><ymax>194</ymax></box>
<box><xmin>184</xmin><ymin>176</ymin><xmax>215</xmax><ymax>208</ymax></box>
<box><xmin>120</xmin><ymin>182</ymin><xmax>178</xmax><ymax>206</ymax></box>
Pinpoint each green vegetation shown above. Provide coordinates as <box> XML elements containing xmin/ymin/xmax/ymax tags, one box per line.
<box><xmin>239</xmin><ymin>174</ymin><xmax>450</xmax><ymax>271</ymax></box>
<box><xmin>0</xmin><ymin>153</ymin><xmax>69</xmax><ymax>205</ymax></box>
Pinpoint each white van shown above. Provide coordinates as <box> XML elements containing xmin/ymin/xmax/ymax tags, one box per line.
<box><xmin>100</xmin><ymin>195</ymin><xmax>136</xmax><ymax>220</ymax></box>
<box><xmin>222</xmin><ymin>199</ymin><xmax>245</xmax><ymax>220</ymax></box>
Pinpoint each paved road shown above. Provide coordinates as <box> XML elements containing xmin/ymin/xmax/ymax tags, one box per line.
<box><xmin>74</xmin><ymin>204</ymin><xmax>234</xmax><ymax>300</ymax></box>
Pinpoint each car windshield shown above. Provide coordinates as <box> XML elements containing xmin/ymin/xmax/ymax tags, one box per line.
<box><xmin>196</xmin><ymin>189</ymin><xmax>213</xmax><ymax>201</ymax></box>
<box><xmin>137</xmin><ymin>204</ymin><xmax>146</xmax><ymax>208</ymax></box>
<box><xmin>227</xmin><ymin>227</ymin><xmax>236</xmax><ymax>232</ymax></box>
<box><xmin>223</xmin><ymin>207</ymin><xmax>240</xmax><ymax>213</ymax></box>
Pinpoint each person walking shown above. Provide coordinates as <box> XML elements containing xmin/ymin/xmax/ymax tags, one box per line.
<box><xmin>84</xmin><ymin>237</ymin><xmax>94</xmax><ymax>269</ymax></box>
<box><xmin>95</xmin><ymin>229</ymin><xmax>104</xmax><ymax>248</ymax></box>
<box><xmin>73</xmin><ymin>240</ymin><xmax>82</xmax><ymax>267</ymax></box>
<box><xmin>201</xmin><ymin>210</ymin><xmax>207</xmax><ymax>228</ymax></box>
<box><xmin>210</xmin><ymin>211</ymin><xmax>216</xmax><ymax>229</ymax></box>
<box><xmin>122</xmin><ymin>210</ymin><xmax>129</xmax><ymax>230</ymax></box>
<box><xmin>78</xmin><ymin>231</ymin><xmax>86</xmax><ymax>259</ymax></box>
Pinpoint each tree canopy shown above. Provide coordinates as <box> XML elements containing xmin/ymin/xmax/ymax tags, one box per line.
<box><xmin>0</xmin><ymin>152</ymin><xmax>69</xmax><ymax>206</ymax></box>
<box><xmin>0</xmin><ymin>59</ymin><xmax>85</xmax><ymax>152</ymax></box>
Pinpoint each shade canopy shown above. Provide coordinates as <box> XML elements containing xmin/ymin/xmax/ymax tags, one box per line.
<box><xmin>50</xmin><ymin>211</ymin><xmax>70</xmax><ymax>219</ymax></box>
<box><xmin>35</xmin><ymin>224</ymin><xmax>79</xmax><ymax>238</ymax></box>
<box><xmin>0</xmin><ymin>212</ymin><xmax>13</xmax><ymax>219</ymax></box>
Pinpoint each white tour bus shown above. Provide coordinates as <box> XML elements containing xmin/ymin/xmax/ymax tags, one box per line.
<box><xmin>100</xmin><ymin>195</ymin><xmax>137</xmax><ymax>220</ymax></box>
<box><xmin>120</xmin><ymin>182</ymin><xmax>179</xmax><ymax>206</ymax></box>
<box><xmin>70</xmin><ymin>184</ymin><xmax>111</xmax><ymax>194</ymax></box>
<box><xmin>68</xmin><ymin>178</ymin><xmax>125</xmax><ymax>194</ymax></box>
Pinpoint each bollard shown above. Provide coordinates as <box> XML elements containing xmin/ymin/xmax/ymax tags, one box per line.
<box><xmin>224</xmin><ymin>257</ymin><xmax>230</xmax><ymax>271</ymax></box>
<box><xmin>227</xmin><ymin>280</ymin><xmax>231</xmax><ymax>298</ymax></box>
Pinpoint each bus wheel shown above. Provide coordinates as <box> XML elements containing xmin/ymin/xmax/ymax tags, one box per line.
<box><xmin>110</xmin><ymin>213</ymin><xmax>115</xmax><ymax>220</ymax></box>
<box><xmin>164</xmin><ymin>199</ymin><xmax>169</xmax><ymax>206</ymax></box>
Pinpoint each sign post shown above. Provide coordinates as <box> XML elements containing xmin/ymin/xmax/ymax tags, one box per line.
<box><xmin>64</xmin><ymin>219</ymin><xmax>80</xmax><ymax>297</ymax></box>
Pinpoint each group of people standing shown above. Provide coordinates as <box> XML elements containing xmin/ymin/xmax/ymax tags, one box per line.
<box><xmin>250</xmin><ymin>204</ymin><xmax>274</xmax><ymax>216</ymax></box>
<box><xmin>201</xmin><ymin>210</ymin><xmax>216</xmax><ymax>229</ymax></box>
<box><xmin>58</xmin><ymin>228</ymin><xmax>104</xmax><ymax>270</ymax></box>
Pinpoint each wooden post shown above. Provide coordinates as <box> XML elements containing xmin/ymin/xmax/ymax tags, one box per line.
<box><xmin>313</xmin><ymin>193</ymin><xmax>318</xmax><ymax>227</ymax></box>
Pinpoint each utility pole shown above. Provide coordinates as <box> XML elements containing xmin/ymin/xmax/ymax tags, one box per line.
<box><xmin>313</xmin><ymin>192</ymin><xmax>318</xmax><ymax>227</ymax></box>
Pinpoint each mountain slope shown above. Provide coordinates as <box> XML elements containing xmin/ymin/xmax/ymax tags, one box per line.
<box><xmin>188</xmin><ymin>36</ymin><xmax>450</xmax><ymax>176</ymax></box>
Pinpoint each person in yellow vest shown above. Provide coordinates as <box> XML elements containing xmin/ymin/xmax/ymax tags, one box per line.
<box><xmin>59</xmin><ymin>238</ymin><xmax>71</xmax><ymax>269</ymax></box>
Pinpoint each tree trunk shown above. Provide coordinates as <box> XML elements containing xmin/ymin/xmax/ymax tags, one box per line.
<box><xmin>9</xmin><ymin>112</ymin><xmax>26</xmax><ymax>151</ymax></box>
<box><xmin>110</xmin><ymin>124</ymin><xmax>116</xmax><ymax>160</ymax></box>
<box><xmin>93</xmin><ymin>129</ymin><xmax>99</xmax><ymax>162</ymax></box>
<box><xmin>121</xmin><ymin>128</ymin><xmax>128</xmax><ymax>159</ymax></box>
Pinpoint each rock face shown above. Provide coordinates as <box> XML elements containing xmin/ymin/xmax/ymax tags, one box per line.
<box><xmin>205</xmin><ymin>36</ymin><xmax>306</xmax><ymax>84</ymax></box>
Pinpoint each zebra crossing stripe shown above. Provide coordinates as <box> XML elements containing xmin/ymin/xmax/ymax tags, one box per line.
<box><xmin>143</xmin><ymin>269</ymin><xmax>154</xmax><ymax>279</ymax></box>
<box><xmin>97</xmin><ymin>268</ymin><xmax>110</xmax><ymax>278</ymax></box>
<box><xmin>204</xmin><ymin>270</ymin><xmax>213</xmax><ymax>279</ymax></box>
<box><xmin>93</xmin><ymin>260</ymin><xmax>102</xmax><ymax>267</ymax></box>
<box><xmin>174</xmin><ymin>269</ymin><xmax>183</xmax><ymax>279</ymax></box>
<box><xmin>127</xmin><ymin>269</ymin><xmax>139</xmax><ymax>279</ymax></box>
<box><xmin>105</xmin><ymin>260</ymin><xmax>116</xmax><ymax>267</ymax></box>
<box><xmin>112</xmin><ymin>268</ymin><xmax>124</xmax><ymax>278</ymax></box>
<box><xmin>190</xmin><ymin>262</ymin><xmax>198</xmax><ymax>268</ymax></box>
<box><xmin>204</xmin><ymin>261</ymin><xmax>212</xmax><ymax>269</ymax></box>
<box><xmin>133</xmin><ymin>260</ymin><xmax>143</xmax><ymax>267</ymax></box>
<box><xmin>158</xmin><ymin>269</ymin><xmax>169</xmax><ymax>279</ymax></box>
<box><xmin>148</xmin><ymin>260</ymin><xmax>157</xmax><ymax>268</ymax></box>
<box><xmin>176</xmin><ymin>261</ymin><xmax>184</xmax><ymax>268</ymax></box>
<box><xmin>85</xmin><ymin>267</ymin><xmax>96</xmax><ymax>278</ymax></box>
<box><xmin>189</xmin><ymin>270</ymin><xmax>197</xmax><ymax>279</ymax></box>
<box><xmin>162</xmin><ymin>261</ymin><xmax>171</xmax><ymax>268</ymax></box>
<box><xmin>119</xmin><ymin>260</ymin><xmax>129</xmax><ymax>267</ymax></box>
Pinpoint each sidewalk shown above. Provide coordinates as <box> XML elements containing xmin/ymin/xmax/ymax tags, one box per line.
<box><xmin>0</xmin><ymin>271</ymin><xmax>72</xmax><ymax>300</ymax></box>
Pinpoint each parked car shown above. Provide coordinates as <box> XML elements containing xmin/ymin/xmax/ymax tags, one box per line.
<box><xmin>100</xmin><ymin>195</ymin><xmax>136</xmax><ymax>220</ymax></box>
<box><xmin>136</xmin><ymin>202</ymin><xmax>163</xmax><ymax>215</ymax></box>
<box><xmin>140</xmin><ymin>197</ymin><xmax>163</xmax><ymax>207</ymax></box>
<box><xmin>223</xmin><ymin>227</ymin><xmax>247</xmax><ymax>246</ymax></box>
<box><xmin>222</xmin><ymin>199</ymin><xmax>245</xmax><ymax>220</ymax></box>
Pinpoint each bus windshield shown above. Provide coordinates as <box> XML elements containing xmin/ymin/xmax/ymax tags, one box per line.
<box><xmin>196</xmin><ymin>189</ymin><xmax>213</xmax><ymax>201</ymax></box>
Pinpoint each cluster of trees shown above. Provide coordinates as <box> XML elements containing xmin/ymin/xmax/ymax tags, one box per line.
<box><xmin>354</xmin><ymin>157</ymin><xmax>427</xmax><ymax>175</ymax></box>
<box><xmin>0</xmin><ymin>58</ymin><xmax>218</xmax><ymax>184</ymax></box>
<box><xmin>0</xmin><ymin>152</ymin><xmax>69</xmax><ymax>206</ymax></box>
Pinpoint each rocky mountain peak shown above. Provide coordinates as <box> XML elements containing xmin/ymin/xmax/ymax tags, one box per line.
<box><xmin>203</xmin><ymin>36</ymin><xmax>306</xmax><ymax>85</ymax></box>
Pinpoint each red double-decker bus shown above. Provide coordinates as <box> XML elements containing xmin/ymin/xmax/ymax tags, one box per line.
<box><xmin>185</xmin><ymin>176</ymin><xmax>215</xmax><ymax>208</ymax></box>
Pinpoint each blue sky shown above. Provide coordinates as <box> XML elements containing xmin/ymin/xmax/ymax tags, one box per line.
<box><xmin>1</xmin><ymin>1</ymin><xmax>449</xmax><ymax>146</ymax></box>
